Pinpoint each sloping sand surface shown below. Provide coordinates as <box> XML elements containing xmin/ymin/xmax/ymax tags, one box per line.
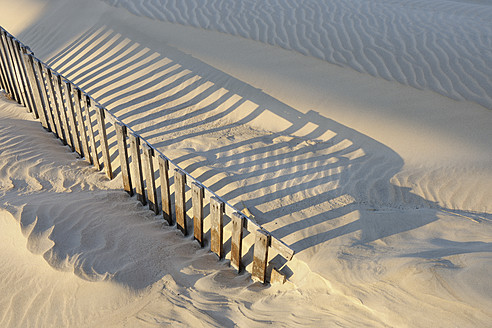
<box><xmin>1</xmin><ymin>0</ymin><xmax>491</xmax><ymax>326</ymax></box>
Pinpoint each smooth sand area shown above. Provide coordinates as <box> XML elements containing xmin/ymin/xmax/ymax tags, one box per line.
<box><xmin>1</xmin><ymin>0</ymin><xmax>491</xmax><ymax>326</ymax></box>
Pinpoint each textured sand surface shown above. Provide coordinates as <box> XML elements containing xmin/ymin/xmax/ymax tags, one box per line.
<box><xmin>1</xmin><ymin>0</ymin><xmax>491</xmax><ymax>326</ymax></box>
<box><xmin>102</xmin><ymin>0</ymin><xmax>492</xmax><ymax>108</ymax></box>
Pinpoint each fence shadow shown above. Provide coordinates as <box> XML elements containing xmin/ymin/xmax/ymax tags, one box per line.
<box><xmin>14</xmin><ymin>21</ymin><xmax>486</xmax><ymax>287</ymax></box>
<box><xmin>37</xmin><ymin>24</ymin><xmax>448</xmax><ymax>258</ymax></box>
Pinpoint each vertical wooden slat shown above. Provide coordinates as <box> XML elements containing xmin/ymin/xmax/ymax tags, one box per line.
<box><xmin>252</xmin><ymin>230</ymin><xmax>270</xmax><ymax>284</ymax></box>
<box><xmin>7</xmin><ymin>36</ymin><xmax>28</xmax><ymax>106</ymax></box>
<box><xmin>231</xmin><ymin>212</ymin><xmax>244</xmax><ymax>272</ymax></box>
<box><xmin>158</xmin><ymin>156</ymin><xmax>172</xmax><ymax>225</ymax></box>
<box><xmin>0</xmin><ymin>34</ymin><xmax>9</xmax><ymax>93</ymax></box>
<box><xmin>0</xmin><ymin>30</ymin><xmax>11</xmax><ymax>95</ymax></box>
<box><xmin>20</xmin><ymin>48</ymin><xmax>39</xmax><ymax>119</ymax></box>
<box><xmin>35</xmin><ymin>62</ymin><xmax>55</xmax><ymax>132</ymax></box>
<box><xmin>44</xmin><ymin>67</ymin><xmax>65</xmax><ymax>142</ymax></box>
<box><xmin>23</xmin><ymin>53</ymin><xmax>48</xmax><ymax>127</ymax></box>
<box><xmin>142</xmin><ymin>144</ymin><xmax>158</xmax><ymax>214</ymax></box>
<box><xmin>14</xmin><ymin>41</ymin><xmax>35</xmax><ymax>113</ymax></box>
<box><xmin>96</xmin><ymin>106</ymin><xmax>113</xmax><ymax>179</ymax></box>
<box><xmin>270</xmin><ymin>267</ymin><xmax>287</xmax><ymax>285</ymax></box>
<box><xmin>129</xmin><ymin>133</ymin><xmax>145</xmax><ymax>205</ymax></box>
<box><xmin>2</xmin><ymin>31</ymin><xmax>22</xmax><ymax>104</ymax></box>
<box><xmin>0</xmin><ymin>31</ymin><xmax>20</xmax><ymax>102</ymax></box>
<box><xmin>73</xmin><ymin>86</ymin><xmax>91</xmax><ymax>162</ymax></box>
<box><xmin>174</xmin><ymin>169</ymin><xmax>187</xmax><ymax>235</ymax></box>
<box><xmin>54</xmin><ymin>73</ymin><xmax>73</xmax><ymax>150</ymax></box>
<box><xmin>115</xmin><ymin>123</ymin><xmax>132</xmax><ymax>195</ymax></box>
<box><xmin>0</xmin><ymin>62</ymin><xmax>7</xmax><ymax>91</ymax></box>
<box><xmin>62</xmin><ymin>81</ymin><xmax>82</xmax><ymax>156</ymax></box>
<box><xmin>85</xmin><ymin>96</ymin><xmax>100</xmax><ymax>170</ymax></box>
<box><xmin>210</xmin><ymin>196</ymin><xmax>224</xmax><ymax>259</ymax></box>
<box><xmin>192</xmin><ymin>182</ymin><xmax>204</xmax><ymax>247</ymax></box>
<box><xmin>4</xmin><ymin>33</ymin><xmax>23</xmax><ymax>104</ymax></box>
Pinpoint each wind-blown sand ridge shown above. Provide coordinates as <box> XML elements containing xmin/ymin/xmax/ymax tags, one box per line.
<box><xmin>1</xmin><ymin>0</ymin><xmax>491</xmax><ymax>326</ymax></box>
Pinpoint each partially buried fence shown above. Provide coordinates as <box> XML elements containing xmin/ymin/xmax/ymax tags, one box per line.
<box><xmin>0</xmin><ymin>26</ymin><xmax>294</xmax><ymax>284</ymax></box>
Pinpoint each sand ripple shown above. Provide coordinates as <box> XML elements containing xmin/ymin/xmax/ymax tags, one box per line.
<box><xmin>103</xmin><ymin>0</ymin><xmax>492</xmax><ymax>108</ymax></box>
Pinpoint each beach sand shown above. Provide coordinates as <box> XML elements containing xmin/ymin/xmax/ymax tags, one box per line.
<box><xmin>1</xmin><ymin>0</ymin><xmax>491</xmax><ymax>326</ymax></box>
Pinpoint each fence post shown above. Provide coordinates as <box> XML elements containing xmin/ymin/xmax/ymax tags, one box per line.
<box><xmin>20</xmin><ymin>48</ymin><xmax>40</xmax><ymax>119</ymax></box>
<box><xmin>85</xmin><ymin>96</ymin><xmax>100</xmax><ymax>170</ymax></box>
<box><xmin>192</xmin><ymin>182</ymin><xmax>204</xmax><ymax>247</ymax></box>
<box><xmin>3</xmin><ymin>33</ymin><xmax>24</xmax><ymax>105</ymax></box>
<box><xmin>252</xmin><ymin>230</ymin><xmax>270</xmax><ymax>284</ymax></box>
<box><xmin>231</xmin><ymin>212</ymin><xmax>245</xmax><ymax>272</ymax></box>
<box><xmin>174</xmin><ymin>169</ymin><xmax>187</xmax><ymax>235</ymax></box>
<box><xmin>129</xmin><ymin>133</ymin><xmax>146</xmax><ymax>205</ymax></box>
<box><xmin>210</xmin><ymin>196</ymin><xmax>224</xmax><ymax>259</ymax></box>
<box><xmin>0</xmin><ymin>29</ymin><xmax>14</xmax><ymax>97</ymax></box>
<box><xmin>62</xmin><ymin>81</ymin><xmax>82</xmax><ymax>156</ymax></box>
<box><xmin>0</xmin><ymin>30</ymin><xmax>20</xmax><ymax>103</ymax></box>
<box><xmin>142</xmin><ymin>144</ymin><xmax>158</xmax><ymax>214</ymax></box>
<box><xmin>115</xmin><ymin>123</ymin><xmax>132</xmax><ymax>195</ymax></box>
<box><xmin>54</xmin><ymin>74</ymin><xmax>73</xmax><ymax>150</ymax></box>
<box><xmin>13</xmin><ymin>41</ymin><xmax>35</xmax><ymax>113</ymax></box>
<box><xmin>158</xmin><ymin>156</ymin><xmax>172</xmax><ymax>225</ymax></box>
<box><xmin>96</xmin><ymin>106</ymin><xmax>113</xmax><ymax>179</ymax></box>
<box><xmin>73</xmin><ymin>86</ymin><xmax>91</xmax><ymax>162</ymax></box>
<box><xmin>23</xmin><ymin>53</ymin><xmax>48</xmax><ymax>127</ymax></box>
<box><xmin>44</xmin><ymin>67</ymin><xmax>65</xmax><ymax>142</ymax></box>
<box><xmin>35</xmin><ymin>61</ymin><xmax>55</xmax><ymax>132</ymax></box>
<box><xmin>7</xmin><ymin>37</ymin><xmax>28</xmax><ymax>106</ymax></box>
<box><xmin>0</xmin><ymin>32</ymin><xmax>9</xmax><ymax>94</ymax></box>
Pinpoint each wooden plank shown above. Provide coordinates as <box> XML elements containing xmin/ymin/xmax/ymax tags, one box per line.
<box><xmin>54</xmin><ymin>73</ymin><xmax>73</xmax><ymax>150</ymax></box>
<box><xmin>8</xmin><ymin>37</ymin><xmax>28</xmax><ymax>107</ymax></box>
<box><xmin>231</xmin><ymin>212</ymin><xmax>244</xmax><ymax>272</ymax></box>
<box><xmin>252</xmin><ymin>229</ymin><xmax>270</xmax><ymax>284</ymax></box>
<box><xmin>270</xmin><ymin>238</ymin><xmax>295</xmax><ymax>261</ymax></box>
<box><xmin>73</xmin><ymin>86</ymin><xmax>91</xmax><ymax>162</ymax></box>
<box><xmin>35</xmin><ymin>62</ymin><xmax>55</xmax><ymax>132</ymax></box>
<box><xmin>0</xmin><ymin>35</ymin><xmax>9</xmax><ymax>93</ymax></box>
<box><xmin>44</xmin><ymin>67</ymin><xmax>65</xmax><ymax>142</ymax></box>
<box><xmin>13</xmin><ymin>41</ymin><xmax>35</xmax><ymax>113</ymax></box>
<box><xmin>0</xmin><ymin>53</ymin><xmax>9</xmax><ymax>93</ymax></box>
<box><xmin>270</xmin><ymin>267</ymin><xmax>286</xmax><ymax>285</ymax></box>
<box><xmin>210</xmin><ymin>196</ymin><xmax>224</xmax><ymax>259</ymax></box>
<box><xmin>85</xmin><ymin>96</ymin><xmax>100</xmax><ymax>170</ymax></box>
<box><xmin>4</xmin><ymin>33</ymin><xmax>23</xmax><ymax>105</ymax></box>
<box><xmin>158</xmin><ymin>156</ymin><xmax>172</xmax><ymax>225</ymax></box>
<box><xmin>174</xmin><ymin>169</ymin><xmax>187</xmax><ymax>235</ymax></box>
<box><xmin>142</xmin><ymin>144</ymin><xmax>158</xmax><ymax>214</ymax></box>
<box><xmin>62</xmin><ymin>81</ymin><xmax>82</xmax><ymax>156</ymax></box>
<box><xmin>129</xmin><ymin>133</ymin><xmax>146</xmax><ymax>205</ymax></box>
<box><xmin>102</xmin><ymin>107</ymin><xmax>116</xmax><ymax>125</ymax></box>
<box><xmin>0</xmin><ymin>31</ymin><xmax>20</xmax><ymax>103</ymax></box>
<box><xmin>0</xmin><ymin>33</ymin><xmax>15</xmax><ymax>97</ymax></box>
<box><xmin>96</xmin><ymin>106</ymin><xmax>113</xmax><ymax>179</ymax></box>
<box><xmin>115</xmin><ymin>123</ymin><xmax>132</xmax><ymax>195</ymax></box>
<box><xmin>0</xmin><ymin>30</ymin><xmax>13</xmax><ymax>95</ymax></box>
<box><xmin>192</xmin><ymin>182</ymin><xmax>204</xmax><ymax>247</ymax></box>
<box><xmin>22</xmin><ymin>53</ymin><xmax>48</xmax><ymax>127</ymax></box>
<box><xmin>20</xmin><ymin>48</ymin><xmax>39</xmax><ymax>119</ymax></box>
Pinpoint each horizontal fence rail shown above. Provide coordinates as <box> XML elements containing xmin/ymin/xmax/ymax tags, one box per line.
<box><xmin>0</xmin><ymin>25</ymin><xmax>294</xmax><ymax>284</ymax></box>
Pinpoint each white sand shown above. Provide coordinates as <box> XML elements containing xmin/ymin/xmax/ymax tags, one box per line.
<box><xmin>1</xmin><ymin>0</ymin><xmax>491</xmax><ymax>326</ymax></box>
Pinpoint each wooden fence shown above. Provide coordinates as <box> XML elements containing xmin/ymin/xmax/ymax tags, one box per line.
<box><xmin>0</xmin><ymin>26</ymin><xmax>294</xmax><ymax>284</ymax></box>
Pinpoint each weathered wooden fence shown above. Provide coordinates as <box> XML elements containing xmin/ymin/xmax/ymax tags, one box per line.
<box><xmin>0</xmin><ymin>26</ymin><xmax>294</xmax><ymax>284</ymax></box>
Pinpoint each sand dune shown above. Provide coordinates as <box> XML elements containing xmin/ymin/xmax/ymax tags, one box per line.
<box><xmin>1</xmin><ymin>96</ymin><xmax>491</xmax><ymax>326</ymax></box>
<box><xmin>103</xmin><ymin>0</ymin><xmax>492</xmax><ymax>108</ymax></box>
<box><xmin>1</xmin><ymin>0</ymin><xmax>492</xmax><ymax>326</ymax></box>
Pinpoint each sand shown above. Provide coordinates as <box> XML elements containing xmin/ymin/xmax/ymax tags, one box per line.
<box><xmin>1</xmin><ymin>0</ymin><xmax>491</xmax><ymax>326</ymax></box>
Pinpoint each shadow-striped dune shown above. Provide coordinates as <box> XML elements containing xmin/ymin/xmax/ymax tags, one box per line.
<box><xmin>103</xmin><ymin>0</ymin><xmax>492</xmax><ymax>109</ymax></box>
